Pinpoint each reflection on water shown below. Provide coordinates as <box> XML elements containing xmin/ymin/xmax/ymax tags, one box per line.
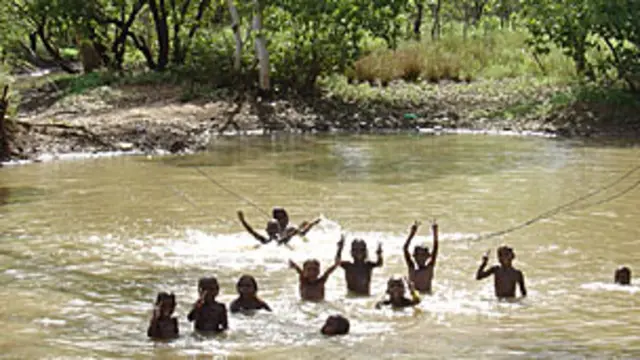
<box><xmin>1</xmin><ymin>134</ymin><xmax>639</xmax><ymax>359</ymax></box>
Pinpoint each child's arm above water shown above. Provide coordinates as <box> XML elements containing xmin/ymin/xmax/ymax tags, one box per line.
<box><xmin>219</xmin><ymin>304</ymin><xmax>228</xmax><ymax>331</ymax></box>
<box><xmin>289</xmin><ymin>259</ymin><xmax>303</xmax><ymax>275</ymax></box>
<box><xmin>403</xmin><ymin>221</ymin><xmax>420</xmax><ymax>269</ymax></box>
<box><xmin>320</xmin><ymin>238</ymin><xmax>343</xmax><ymax>282</ymax></box>
<box><xmin>373</xmin><ymin>242</ymin><xmax>383</xmax><ymax>268</ymax></box>
<box><xmin>428</xmin><ymin>220</ymin><xmax>439</xmax><ymax>267</ymax></box>
<box><xmin>298</xmin><ymin>218</ymin><xmax>321</xmax><ymax>236</ymax></box>
<box><xmin>475</xmin><ymin>250</ymin><xmax>496</xmax><ymax>280</ymax></box>
<box><xmin>518</xmin><ymin>270</ymin><xmax>527</xmax><ymax>297</ymax></box>
<box><xmin>237</xmin><ymin>211</ymin><xmax>270</xmax><ymax>244</ymax></box>
<box><xmin>335</xmin><ymin>235</ymin><xmax>345</xmax><ymax>265</ymax></box>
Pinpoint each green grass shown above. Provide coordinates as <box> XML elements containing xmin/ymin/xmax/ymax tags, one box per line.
<box><xmin>349</xmin><ymin>28</ymin><xmax>576</xmax><ymax>84</ymax></box>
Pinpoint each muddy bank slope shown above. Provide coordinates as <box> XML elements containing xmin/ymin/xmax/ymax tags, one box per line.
<box><xmin>7</xmin><ymin>78</ymin><xmax>640</xmax><ymax>161</ymax></box>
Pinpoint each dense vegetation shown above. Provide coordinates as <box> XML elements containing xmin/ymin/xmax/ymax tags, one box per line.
<box><xmin>0</xmin><ymin>0</ymin><xmax>637</xmax><ymax>94</ymax></box>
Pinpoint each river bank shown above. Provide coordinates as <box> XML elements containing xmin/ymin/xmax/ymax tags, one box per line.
<box><xmin>5</xmin><ymin>75</ymin><xmax>640</xmax><ymax>162</ymax></box>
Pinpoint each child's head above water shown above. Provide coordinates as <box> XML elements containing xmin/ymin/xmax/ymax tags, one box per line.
<box><xmin>198</xmin><ymin>277</ymin><xmax>220</xmax><ymax>300</ymax></box>
<box><xmin>497</xmin><ymin>245</ymin><xmax>515</xmax><ymax>266</ymax></box>
<box><xmin>321</xmin><ymin>315</ymin><xmax>350</xmax><ymax>336</ymax></box>
<box><xmin>351</xmin><ymin>239</ymin><xmax>368</xmax><ymax>261</ymax></box>
<box><xmin>155</xmin><ymin>292</ymin><xmax>176</xmax><ymax>318</ymax></box>
<box><xmin>615</xmin><ymin>266</ymin><xmax>631</xmax><ymax>285</ymax></box>
<box><xmin>302</xmin><ymin>259</ymin><xmax>321</xmax><ymax>280</ymax></box>
<box><xmin>265</xmin><ymin>219</ymin><xmax>281</xmax><ymax>238</ymax></box>
<box><xmin>413</xmin><ymin>245</ymin><xmax>431</xmax><ymax>266</ymax></box>
<box><xmin>236</xmin><ymin>274</ymin><xmax>258</xmax><ymax>296</ymax></box>
<box><xmin>386</xmin><ymin>276</ymin><xmax>406</xmax><ymax>299</ymax></box>
<box><xmin>272</xmin><ymin>207</ymin><xmax>289</xmax><ymax>229</ymax></box>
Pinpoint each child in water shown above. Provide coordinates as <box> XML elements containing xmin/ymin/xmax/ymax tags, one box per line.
<box><xmin>321</xmin><ymin>315</ymin><xmax>350</xmax><ymax>336</ymax></box>
<box><xmin>230</xmin><ymin>275</ymin><xmax>272</xmax><ymax>313</ymax></box>
<box><xmin>187</xmin><ymin>277</ymin><xmax>228</xmax><ymax>333</ymax></box>
<box><xmin>615</xmin><ymin>266</ymin><xmax>632</xmax><ymax>285</ymax></box>
<box><xmin>272</xmin><ymin>206</ymin><xmax>321</xmax><ymax>238</ymax></box>
<box><xmin>289</xmin><ymin>238</ymin><xmax>341</xmax><ymax>301</ymax></box>
<box><xmin>147</xmin><ymin>292</ymin><xmax>179</xmax><ymax>339</ymax></box>
<box><xmin>476</xmin><ymin>246</ymin><xmax>527</xmax><ymax>299</ymax></box>
<box><xmin>336</xmin><ymin>236</ymin><xmax>383</xmax><ymax>296</ymax></box>
<box><xmin>375</xmin><ymin>276</ymin><xmax>421</xmax><ymax>309</ymax></box>
<box><xmin>403</xmin><ymin>220</ymin><xmax>439</xmax><ymax>294</ymax></box>
<box><xmin>237</xmin><ymin>209</ymin><xmax>319</xmax><ymax>246</ymax></box>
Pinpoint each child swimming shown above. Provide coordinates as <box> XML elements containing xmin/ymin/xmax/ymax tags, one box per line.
<box><xmin>615</xmin><ymin>266</ymin><xmax>632</xmax><ymax>285</ymax></box>
<box><xmin>321</xmin><ymin>315</ymin><xmax>350</xmax><ymax>336</ymax></box>
<box><xmin>289</xmin><ymin>237</ymin><xmax>341</xmax><ymax>301</ymax></box>
<box><xmin>336</xmin><ymin>236</ymin><xmax>383</xmax><ymax>295</ymax></box>
<box><xmin>187</xmin><ymin>277</ymin><xmax>228</xmax><ymax>333</ymax></box>
<box><xmin>476</xmin><ymin>246</ymin><xmax>527</xmax><ymax>299</ymax></box>
<box><xmin>147</xmin><ymin>292</ymin><xmax>179</xmax><ymax>339</ymax></box>
<box><xmin>272</xmin><ymin>206</ymin><xmax>321</xmax><ymax>238</ymax></box>
<box><xmin>403</xmin><ymin>220</ymin><xmax>439</xmax><ymax>294</ymax></box>
<box><xmin>230</xmin><ymin>275</ymin><xmax>272</xmax><ymax>313</ymax></box>
<box><xmin>375</xmin><ymin>276</ymin><xmax>421</xmax><ymax>309</ymax></box>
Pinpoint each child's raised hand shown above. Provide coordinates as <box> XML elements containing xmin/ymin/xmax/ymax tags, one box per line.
<box><xmin>376</xmin><ymin>242</ymin><xmax>383</xmax><ymax>254</ymax></box>
<box><xmin>288</xmin><ymin>259</ymin><xmax>296</xmax><ymax>269</ymax></box>
<box><xmin>431</xmin><ymin>218</ymin><xmax>438</xmax><ymax>228</ymax></box>
<box><xmin>237</xmin><ymin>210</ymin><xmax>244</xmax><ymax>219</ymax></box>
<box><xmin>482</xmin><ymin>249</ymin><xmax>490</xmax><ymax>262</ymax></box>
<box><xmin>338</xmin><ymin>234</ymin><xmax>345</xmax><ymax>248</ymax></box>
<box><xmin>411</xmin><ymin>220</ymin><xmax>421</xmax><ymax>232</ymax></box>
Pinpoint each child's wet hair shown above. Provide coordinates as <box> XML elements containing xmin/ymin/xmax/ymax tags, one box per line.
<box><xmin>386</xmin><ymin>276</ymin><xmax>405</xmax><ymax>294</ymax></box>
<box><xmin>351</xmin><ymin>239</ymin><xmax>367</xmax><ymax>249</ymax></box>
<box><xmin>237</xmin><ymin>274</ymin><xmax>258</xmax><ymax>291</ymax></box>
<box><xmin>497</xmin><ymin>245</ymin><xmax>515</xmax><ymax>259</ymax></box>
<box><xmin>198</xmin><ymin>277</ymin><xmax>219</xmax><ymax>291</ymax></box>
<box><xmin>413</xmin><ymin>245</ymin><xmax>430</xmax><ymax>255</ymax></box>
<box><xmin>272</xmin><ymin>207</ymin><xmax>288</xmax><ymax>219</ymax></box>
<box><xmin>323</xmin><ymin>315</ymin><xmax>350</xmax><ymax>335</ymax></box>
<box><xmin>615</xmin><ymin>266</ymin><xmax>631</xmax><ymax>285</ymax></box>
<box><xmin>155</xmin><ymin>292</ymin><xmax>175</xmax><ymax>305</ymax></box>
<box><xmin>303</xmin><ymin>259</ymin><xmax>320</xmax><ymax>268</ymax></box>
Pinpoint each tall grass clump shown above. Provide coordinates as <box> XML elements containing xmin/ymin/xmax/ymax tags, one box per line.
<box><xmin>352</xmin><ymin>27</ymin><xmax>576</xmax><ymax>85</ymax></box>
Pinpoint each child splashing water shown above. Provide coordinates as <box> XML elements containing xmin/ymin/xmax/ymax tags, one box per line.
<box><xmin>230</xmin><ymin>275</ymin><xmax>272</xmax><ymax>313</ymax></box>
<box><xmin>476</xmin><ymin>246</ymin><xmax>527</xmax><ymax>299</ymax></box>
<box><xmin>147</xmin><ymin>292</ymin><xmax>179</xmax><ymax>340</ymax></box>
<box><xmin>375</xmin><ymin>277</ymin><xmax>421</xmax><ymax>309</ymax></box>
<box><xmin>237</xmin><ymin>208</ymin><xmax>320</xmax><ymax>246</ymax></box>
<box><xmin>188</xmin><ymin>277</ymin><xmax>228</xmax><ymax>333</ymax></box>
<box><xmin>403</xmin><ymin>220</ymin><xmax>439</xmax><ymax>294</ymax></box>
<box><xmin>289</xmin><ymin>236</ymin><xmax>342</xmax><ymax>301</ymax></box>
<box><xmin>336</xmin><ymin>236</ymin><xmax>383</xmax><ymax>296</ymax></box>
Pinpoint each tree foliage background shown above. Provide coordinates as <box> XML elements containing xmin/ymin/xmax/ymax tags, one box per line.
<box><xmin>0</xmin><ymin>0</ymin><xmax>638</xmax><ymax>92</ymax></box>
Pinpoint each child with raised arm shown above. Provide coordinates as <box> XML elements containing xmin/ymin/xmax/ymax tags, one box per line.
<box><xmin>403</xmin><ymin>220</ymin><xmax>439</xmax><ymax>294</ymax></box>
<box><xmin>272</xmin><ymin>207</ymin><xmax>321</xmax><ymax>238</ymax></box>
<box><xmin>238</xmin><ymin>210</ymin><xmax>318</xmax><ymax>246</ymax></box>
<box><xmin>289</xmin><ymin>237</ymin><xmax>342</xmax><ymax>301</ymax></box>
<box><xmin>147</xmin><ymin>292</ymin><xmax>179</xmax><ymax>340</ymax></box>
<box><xmin>375</xmin><ymin>276</ymin><xmax>421</xmax><ymax>309</ymax></box>
<box><xmin>476</xmin><ymin>246</ymin><xmax>527</xmax><ymax>299</ymax></box>
<box><xmin>230</xmin><ymin>275</ymin><xmax>272</xmax><ymax>313</ymax></box>
<box><xmin>336</xmin><ymin>236</ymin><xmax>383</xmax><ymax>296</ymax></box>
<box><xmin>187</xmin><ymin>277</ymin><xmax>228</xmax><ymax>333</ymax></box>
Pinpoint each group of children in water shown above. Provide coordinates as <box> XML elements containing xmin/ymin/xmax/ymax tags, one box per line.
<box><xmin>147</xmin><ymin>207</ymin><xmax>634</xmax><ymax>340</ymax></box>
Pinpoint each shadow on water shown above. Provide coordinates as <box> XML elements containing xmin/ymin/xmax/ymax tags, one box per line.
<box><xmin>151</xmin><ymin>134</ymin><xmax>562</xmax><ymax>185</ymax></box>
<box><xmin>0</xmin><ymin>186</ymin><xmax>48</xmax><ymax>207</ymax></box>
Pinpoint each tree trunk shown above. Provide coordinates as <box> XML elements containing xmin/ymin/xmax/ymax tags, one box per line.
<box><xmin>0</xmin><ymin>86</ymin><xmax>11</xmax><ymax>161</ymax></box>
<box><xmin>252</xmin><ymin>0</ymin><xmax>270</xmax><ymax>91</ymax></box>
<box><xmin>148</xmin><ymin>0</ymin><xmax>170</xmax><ymax>71</ymax></box>
<box><xmin>36</xmin><ymin>23</ymin><xmax>79</xmax><ymax>74</ymax></box>
<box><xmin>413</xmin><ymin>1</ymin><xmax>423</xmax><ymax>40</ymax></box>
<box><xmin>227</xmin><ymin>0</ymin><xmax>243</xmax><ymax>71</ymax></box>
<box><xmin>430</xmin><ymin>0</ymin><xmax>442</xmax><ymax>40</ymax></box>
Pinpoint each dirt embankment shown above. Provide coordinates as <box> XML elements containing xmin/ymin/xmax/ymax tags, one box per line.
<box><xmin>5</xmin><ymin>79</ymin><xmax>640</xmax><ymax>161</ymax></box>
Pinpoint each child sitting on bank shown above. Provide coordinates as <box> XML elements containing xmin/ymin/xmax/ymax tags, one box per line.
<box><xmin>615</xmin><ymin>266</ymin><xmax>632</xmax><ymax>285</ymax></box>
<box><xmin>187</xmin><ymin>277</ymin><xmax>228</xmax><ymax>333</ymax></box>
<box><xmin>375</xmin><ymin>276</ymin><xmax>421</xmax><ymax>309</ymax></box>
<box><xmin>230</xmin><ymin>275</ymin><xmax>272</xmax><ymax>313</ymax></box>
<box><xmin>475</xmin><ymin>246</ymin><xmax>527</xmax><ymax>299</ymax></box>
<box><xmin>403</xmin><ymin>220</ymin><xmax>439</xmax><ymax>294</ymax></box>
<box><xmin>289</xmin><ymin>237</ymin><xmax>342</xmax><ymax>301</ymax></box>
<box><xmin>321</xmin><ymin>315</ymin><xmax>350</xmax><ymax>336</ymax></box>
<box><xmin>336</xmin><ymin>236</ymin><xmax>383</xmax><ymax>296</ymax></box>
<box><xmin>147</xmin><ymin>292</ymin><xmax>179</xmax><ymax>340</ymax></box>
